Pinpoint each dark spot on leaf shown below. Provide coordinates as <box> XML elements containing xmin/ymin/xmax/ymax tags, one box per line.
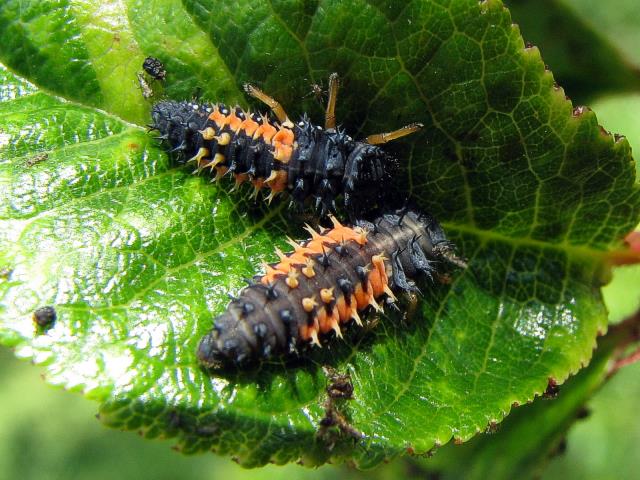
<box><xmin>25</xmin><ymin>152</ymin><xmax>48</xmax><ymax>167</ymax></box>
<box><xmin>576</xmin><ymin>406</ymin><xmax>591</xmax><ymax>420</ymax></box>
<box><xmin>543</xmin><ymin>377</ymin><xmax>560</xmax><ymax>399</ymax></box>
<box><xmin>598</xmin><ymin>126</ymin><xmax>611</xmax><ymax>138</ymax></box>
<box><xmin>572</xmin><ymin>106</ymin><xmax>590</xmax><ymax>116</ymax></box>
<box><xmin>32</xmin><ymin>306</ymin><xmax>56</xmax><ymax>331</ymax></box>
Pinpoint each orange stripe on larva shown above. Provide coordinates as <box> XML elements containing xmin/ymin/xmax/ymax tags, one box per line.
<box><xmin>227</xmin><ymin>112</ymin><xmax>243</xmax><ymax>131</ymax></box>
<box><xmin>237</xmin><ymin>117</ymin><xmax>260</xmax><ymax>136</ymax></box>
<box><xmin>208</xmin><ymin>106</ymin><xmax>228</xmax><ymax>126</ymax></box>
<box><xmin>253</xmin><ymin>122</ymin><xmax>278</xmax><ymax>143</ymax></box>
<box><xmin>256</xmin><ymin>221</ymin><xmax>394</xmax><ymax>349</ymax></box>
<box><xmin>272</xmin><ymin>128</ymin><xmax>295</xmax><ymax>163</ymax></box>
<box><xmin>322</xmin><ymin>225</ymin><xmax>368</xmax><ymax>246</ymax></box>
<box><xmin>299</xmin><ymin>317</ymin><xmax>320</xmax><ymax>342</ymax></box>
<box><xmin>354</xmin><ymin>282</ymin><xmax>374</xmax><ymax>310</ymax></box>
<box><xmin>317</xmin><ymin>307</ymin><xmax>341</xmax><ymax>334</ymax></box>
<box><xmin>265</xmin><ymin>170</ymin><xmax>288</xmax><ymax>193</ymax></box>
<box><xmin>369</xmin><ymin>254</ymin><xmax>388</xmax><ymax>297</ymax></box>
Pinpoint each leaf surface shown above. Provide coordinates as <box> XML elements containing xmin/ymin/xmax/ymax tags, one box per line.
<box><xmin>0</xmin><ymin>0</ymin><xmax>638</xmax><ymax>468</ymax></box>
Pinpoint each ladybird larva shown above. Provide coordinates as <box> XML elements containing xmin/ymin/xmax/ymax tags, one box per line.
<box><xmin>197</xmin><ymin>209</ymin><xmax>465</xmax><ymax>369</ymax></box>
<box><xmin>150</xmin><ymin>73</ymin><xmax>423</xmax><ymax>216</ymax></box>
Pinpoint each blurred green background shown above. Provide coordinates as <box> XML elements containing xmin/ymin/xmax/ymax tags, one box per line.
<box><xmin>2</xmin><ymin>0</ymin><xmax>640</xmax><ymax>478</ymax></box>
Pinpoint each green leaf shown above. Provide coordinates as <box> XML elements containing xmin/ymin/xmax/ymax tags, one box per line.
<box><xmin>409</xmin><ymin>320</ymin><xmax>632</xmax><ymax>480</ymax></box>
<box><xmin>0</xmin><ymin>0</ymin><xmax>638</xmax><ymax>468</ymax></box>
<box><xmin>508</xmin><ymin>0</ymin><xmax>640</xmax><ymax>101</ymax></box>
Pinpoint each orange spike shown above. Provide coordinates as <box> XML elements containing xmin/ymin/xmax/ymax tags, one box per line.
<box><xmin>187</xmin><ymin>147</ymin><xmax>210</xmax><ymax>165</ymax></box>
<box><xmin>302</xmin><ymin>258</ymin><xmax>316</xmax><ymax>278</ymax></box>
<box><xmin>369</xmin><ymin>295</ymin><xmax>383</xmax><ymax>313</ymax></box>
<box><xmin>320</xmin><ymin>288</ymin><xmax>335</xmax><ymax>304</ymax></box>
<box><xmin>285</xmin><ymin>236</ymin><xmax>300</xmax><ymax>250</ymax></box>
<box><xmin>265</xmin><ymin>190</ymin><xmax>278</xmax><ymax>205</ymax></box>
<box><xmin>304</xmin><ymin>223</ymin><xmax>322</xmax><ymax>240</ymax></box>
<box><xmin>383</xmin><ymin>284</ymin><xmax>397</xmax><ymax>302</ymax></box>
<box><xmin>213</xmin><ymin>166</ymin><xmax>228</xmax><ymax>181</ymax></box>
<box><xmin>285</xmin><ymin>269</ymin><xmax>299</xmax><ymax>288</ymax></box>
<box><xmin>274</xmin><ymin>247</ymin><xmax>287</xmax><ymax>261</ymax></box>
<box><xmin>328</xmin><ymin>214</ymin><xmax>343</xmax><ymax>229</ymax></box>
<box><xmin>215</xmin><ymin>132</ymin><xmax>231</xmax><ymax>145</ymax></box>
<box><xmin>208</xmin><ymin>153</ymin><xmax>225</xmax><ymax>169</ymax></box>
<box><xmin>330</xmin><ymin>318</ymin><xmax>343</xmax><ymax>338</ymax></box>
<box><xmin>263</xmin><ymin>170</ymin><xmax>278</xmax><ymax>184</ymax></box>
<box><xmin>353</xmin><ymin>226</ymin><xmax>368</xmax><ymax>245</ymax></box>
<box><xmin>199</xmin><ymin>127</ymin><xmax>216</xmax><ymax>140</ymax></box>
<box><xmin>302</xmin><ymin>296</ymin><xmax>318</xmax><ymax>312</ymax></box>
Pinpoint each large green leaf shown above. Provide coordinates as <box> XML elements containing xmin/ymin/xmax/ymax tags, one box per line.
<box><xmin>1</xmin><ymin>0</ymin><xmax>638</xmax><ymax>468</ymax></box>
<box><xmin>508</xmin><ymin>0</ymin><xmax>640</xmax><ymax>101</ymax></box>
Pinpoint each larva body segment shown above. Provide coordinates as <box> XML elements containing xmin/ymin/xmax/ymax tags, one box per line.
<box><xmin>197</xmin><ymin>209</ymin><xmax>462</xmax><ymax>369</ymax></box>
<box><xmin>150</xmin><ymin>100</ymin><xmax>392</xmax><ymax>215</ymax></box>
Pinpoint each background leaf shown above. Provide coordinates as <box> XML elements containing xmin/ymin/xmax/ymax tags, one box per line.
<box><xmin>0</xmin><ymin>0</ymin><xmax>638</xmax><ymax>468</ymax></box>
<box><xmin>508</xmin><ymin>0</ymin><xmax>640</xmax><ymax>101</ymax></box>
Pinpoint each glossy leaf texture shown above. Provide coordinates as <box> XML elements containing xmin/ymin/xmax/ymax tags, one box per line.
<box><xmin>413</xmin><ymin>320</ymin><xmax>630</xmax><ymax>479</ymax></box>
<box><xmin>0</xmin><ymin>0</ymin><xmax>639</xmax><ymax>468</ymax></box>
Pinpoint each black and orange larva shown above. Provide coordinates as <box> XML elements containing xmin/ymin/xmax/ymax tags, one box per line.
<box><xmin>197</xmin><ymin>209</ymin><xmax>465</xmax><ymax>368</ymax></box>
<box><xmin>150</xmin><ymin>74</ymin><xmax>423</xmax><ymax>216</ymax></box>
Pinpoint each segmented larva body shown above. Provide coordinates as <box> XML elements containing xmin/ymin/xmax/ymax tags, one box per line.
<box><xmin>197</xmin><ymin>209</ymin><xmax>463</xmax><ymax>368</ymax></box>
<box><xmin>151</xmin><ymin>101</ymin><xmax>391</xmax><ymax>214</ymax></box>
<box><xmin>150</xmin><ymin>74</ymin><xmax>422</xmax><ymax>216</ymax></box>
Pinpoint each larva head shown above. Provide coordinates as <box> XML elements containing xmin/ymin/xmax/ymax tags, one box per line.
<box><xmin>357</xmin><ymin>209</ymin><xmax>463</xmax><ymax>291</ymax></box>
<box><xmin>197</xmin><ymin>311</ymin><xmax>253</xmax><ymax>369</ymax></box>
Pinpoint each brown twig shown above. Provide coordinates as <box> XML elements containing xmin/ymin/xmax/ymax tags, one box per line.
<box><xmin>604</xmin><ymin>308</ymin><xmax>640</xmax><ymax>378</ymax></box>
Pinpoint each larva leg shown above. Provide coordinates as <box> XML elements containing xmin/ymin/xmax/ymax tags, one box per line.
<box><xmin>365</xmin><ymin>122</ymin><xmax>424</xmax><ymax>145</ymax></box>
<box><xmin>243</xmin><ymin>84</ymin><xmax>290</xmax><ymax>124</ymax></box>
<box><xmin>325</xmin><ymin>72</ymin><xmax>339</xmax><ymax>130</ymax></box>
<box><xmin>363</xmin><ymin>313</ymin><xmax>381</xmax><ymax>333</ymax></box>
<box><xmin>403</xmin><ymin>291</ymin><xmax>420</xmax><ymax>323</ymax></box>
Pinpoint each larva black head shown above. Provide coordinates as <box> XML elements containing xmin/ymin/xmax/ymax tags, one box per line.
<box><xmin>359</xmin><ymin>209</ymin><xmax>465</xmax><ymax>292</ymax></box>
<box><xmin>151</xmin><ymin>101</ymin><xmax>210</xmax><ymax>162</ymax></box>
<box><xmin>288</xmin><ymin>120</ymin><xmax>397</xmax><ymax>217</ymax></box>
<box><xmin>198</xmin><ymin>294</ymin><xmax>291</xmax><ymax>369</ymax></box>
<box><xmin>197</xmin><ymin>316</ymin><xmax>244</xmax><ymax>369</ymax></box>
